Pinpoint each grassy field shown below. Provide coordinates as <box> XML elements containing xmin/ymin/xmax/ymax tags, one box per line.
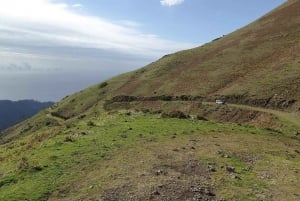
<box><xmin>0</xmin><ymin>109</ymin><xmax>299</xmax><ymax>200</ymax></box>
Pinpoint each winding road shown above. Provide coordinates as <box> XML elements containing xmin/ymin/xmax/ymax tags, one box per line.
<box><xmin>203</xmin><ymin>102</ymin><xmax>300</xmax><ymax>127</ymax></box>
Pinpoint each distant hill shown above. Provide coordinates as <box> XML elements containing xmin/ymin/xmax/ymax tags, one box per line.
<box><xmin>0</xmin><ymin>100</ymin><xmax>54</xmax><ymax>131</ymax></box>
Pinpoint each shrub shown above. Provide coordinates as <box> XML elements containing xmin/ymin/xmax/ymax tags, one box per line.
<box><xmin>77</xmin><ymin>114</ymin><xmax>86</xmax><ymax>119</ymax></box>
<box><xmin>162</xmin><ymin>111</ymin><xmax>188</xmax><ymax>119</ymax></box>
<box><xmin>99</xmin><ymin>82</ymin><xmax>108</xmax><ymax>88</ymax></box>
<box><xmin>18</xmin><ymin>157</ymin><xmax>30</xmax><ymax>170</ymax></box>
<box><xmin>141</xmin><ymin>108</ymin><xmax>150</xmax><ymax>113</ymax></box>
<box><xmin>32</xmin><ymin>166</ymin><xmax>43</xmax><ymax>171</ymax></box>
<box><xmin>64</xmin><ymin>135</ymin><xmax>75</xmax><ymax>142</ymax></box>
<box><xmin>87</xmin><ymin>121</ymin><xmax>96</xmax><ymax>127</ymax></box>
<box><xmin>179</xmin><ymin>95</ymin><xmax>193</xmax><ymax>101</ymax></box>
<box><xmin>160</xmin><ymin>95</ymin><xmax>173</xmax><ymax>101</ymax></box>
<box><xmin>196</xmin><ymin>115</ymin><xmax>208</xmax><ymax>121</ymax></box>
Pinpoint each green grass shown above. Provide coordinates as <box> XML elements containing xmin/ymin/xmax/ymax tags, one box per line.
<box><xmin>0</xmin><ymin>111</ymin><xmax>299</xmax><ymax>200</ymax></box>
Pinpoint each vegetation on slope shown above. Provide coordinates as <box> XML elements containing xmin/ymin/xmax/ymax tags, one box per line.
<box><xmin>110</xmin><ymin>0</ymin><xmax>300</xmax><ymax>109</ymax></box>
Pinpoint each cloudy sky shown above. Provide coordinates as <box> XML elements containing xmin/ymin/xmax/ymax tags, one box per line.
<box><xmin>0</xmin><ymin>0</ymin><xmax>285</xmax><ymax>101</ymax></box>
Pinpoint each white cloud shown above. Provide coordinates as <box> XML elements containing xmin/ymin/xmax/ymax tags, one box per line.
<box><xmin>72</xmin><ymin>3</ymin><xmax>82</xmax><ymax>8</ymax></box>
<box><xmin>0</xmin><ymin>0</ymin><xmax>196</xmax><ymax>101</ymax></box>
<box><xmin>160</xmin><ymin>0</ymin><xmax>185</xmax><ymax>7</ymax></box>
<box><xmin>0</xmin><ymin>0</ymin><xmax>194</xmax><ymax>58</ymax></box>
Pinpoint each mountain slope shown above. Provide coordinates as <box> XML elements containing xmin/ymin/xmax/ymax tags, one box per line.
<box><xmin>0</xmin><ymin>100</ymin><xmax>54</xmax><ymax>131</ymax></box>
<box><xmin>0</xmin><ymin>1</ymin><xmax>300</xmax><ymax>201</ymax></box>
<box><xmin>25</xmin><ymin>0</ymin><xmax>298</xmax><ymax>126</ymax></box>
<box><xmin>113</xmin><ymin>0</ymin><xmax>300</xmax><ymax>100</ymax></box>
<box><xmin>95</xmin><ymin>0</ymin><xmax>296</xmax><ymax>110</ymax></box>
<box><xmin>37</xmin><ymin>0</ymin><xmax>300</xmax><ymax>121</ymax></box>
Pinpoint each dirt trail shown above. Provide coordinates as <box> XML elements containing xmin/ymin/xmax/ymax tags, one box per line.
<box><xmin>46</xmin><ymin>108</ymin><xmax>66</xmax><ymax>122</ymax></box>
<box><xmin>203</xmin><ymin>102</ymin><xmax>300</xmax><ymax>127</ymax></box>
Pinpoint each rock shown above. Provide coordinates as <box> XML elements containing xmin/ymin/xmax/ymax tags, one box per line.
<box><xmin>191</xmin><ymin>187</ymin><xmax>201</xmax><ymax>193</ymax></box>
<box><xmin>152</xmin><ymin>191</ymin><xmax>160</xmax><ymax>196</ymax></box>
<box><xmin>294</xmin><ymin>131</ymin><xmax>300</xmax><ymax>136</ymax></box>
<box><xmin>226</xmin><ymin>166</ymin><xmax>235</xmax><ymax>173</ymax></box>
<box><xmin>231</xmin><ymin>174</ymin><xmax>241</xmax><ymax>180</ymax></box>
<box><xmin>191</xmin><ymin>186</ymin><xmax>215</xmax><ymax>196</ymax></box>
<box><xmin>193</xmin><ymin>194</ymin><xmax>203</xmax><ymax>200</ymax></box>
<box><xmin>203</xmin><ymin>187</ymin><xmax>215</xmax><ymax>196</ymax></box>
<box><xmin>208</xmin><ymin>165</ymin><xmax>217</xmax><ymax>172</ymax></box>
<box><xmin>259</xmin><ymin>171</ymin><xmax>271</xmax><ymax>179</ymax></box>
<box><xmin>155</xmin><ymin>169</ymin><xmax>167</xmax><ymax>176</ymax></box>
<box><xmin>64</xmin><ymin>135</ymin><xmax>75</xmax><ymax>142</ymax></box>
<box><xmin>242</xmin><ymin>166</ymin><xmax>252</xmax><ymax>171</ymax></box>
<box><xmin>119</xmin><ymin>134</ymin><xmax>127</xmax><ymax>138</ymax></box>
<box><xmin>217</xmin><ymin>150</ymin><xmax>231</xmax><ymax>158</ymax></box>
<box><xmin>80</xmin><ymin>131</ymin><xmax>87</xmax><ymax>135</ymax></box>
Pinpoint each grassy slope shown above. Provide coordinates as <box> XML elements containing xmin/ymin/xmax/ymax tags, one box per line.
<box><xmin>0</xmin><ymin>108</ymin><xmax>299</xmax><ymax>200</ymax></box>
<box><xmin>111</xmin><ymin>0</ymin><xmax>300</xmax><ymax>101</ymax></box>
<box><xmin>0</xmin><ymin>1</ymin><xmax>300</xmax><ymax>200</ymax></box>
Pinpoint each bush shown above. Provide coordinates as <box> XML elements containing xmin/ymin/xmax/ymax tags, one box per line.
<box><xmin>87</xmin><ymin>121</ymin><xmax>96</xmax><ymax>127</ymax></box>
<box><xmin>18</xmin><ymin>157</ymin><xmax>30</xmax><ymax>170</ymax></box>
<box><xmin>162</xmin><ymin>111</ymin><xmax>188</xmax><ymax>119</ymax></box>
<box><xmin>77</xmin><ymin>114</ymin><xmax>86</xmax><ymax>119</ymax></box>
<box><xmin>99</xmin><ymin>82</ymin><xmax>108</xmax><ymax>88</ymax></box>
<box><xmin>196</xmin><ymin>115</ymin><xmax>208</xmax><ymax>121</ymax></box>
<box><xmin>64</xmin><ymin>135</ymin><xmax>75</xmax><ymax>142</ymax></box>
<box><xmin>141</xmin><ymin>108</ymin><xmax>150</xmax><ymax>113</ymax></box>
<box><xmin>160</xmin><ymin>95</ymin><xmax>173</xmax><ymax>101</ymax></box>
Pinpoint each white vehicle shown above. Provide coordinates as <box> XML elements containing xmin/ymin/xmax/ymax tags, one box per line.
<box><xmin>215</xmin><ymin>99</ymin><xmax>225</xmax><ymax>104</ymax></box>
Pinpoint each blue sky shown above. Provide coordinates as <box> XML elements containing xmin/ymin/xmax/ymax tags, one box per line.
<box><xmin>0</xmin><ymin>0</ymin><xmax>286</xmax><ymax>101</ymax></box>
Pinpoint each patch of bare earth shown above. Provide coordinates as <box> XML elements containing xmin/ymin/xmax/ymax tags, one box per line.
<box><xmin>102</xmin><ymin>158</ymin><xmax>217</xmax><ymax>201</ymax></box>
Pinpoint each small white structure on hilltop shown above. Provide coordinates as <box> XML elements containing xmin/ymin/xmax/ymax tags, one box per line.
<box><xmin>215</xmin><ymin>99</ymin><xmax>225</xmax><ymax>104</ymax></box>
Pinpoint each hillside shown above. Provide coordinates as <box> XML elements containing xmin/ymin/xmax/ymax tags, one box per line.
<box><xmin>113</xmin><ymin>0</ymin><xmax>300</xmax><ymax>104</ymax></box>
<box><xmin>32</xmin><ymin>0</ymin><xmax>299</xmax><ymax>121</ymax></box>
<box><xmin>0</xmin><ymin>100</ymin><xmax>54</xmax><ymax>131</ymax></box>
<box><xmin>109</xmin><ymin>0</ymin><xmax>299</xmax><ymax>109</ymax></box>
<box><xmin>0</xmin><ymin>1</ymin><xmax>299</xmax><ymax>201</ymax></box>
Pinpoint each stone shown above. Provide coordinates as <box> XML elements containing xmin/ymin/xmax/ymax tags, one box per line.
<box><xmin>231</xmin><ymin>175</ymin><xmax>241</xmax><ymax>180</ymax></box>
<box><xmin>152</xmin><ymin>191</ymin><xmax>160</xmax><ymax>196</ymax></box>
<box><xmin>155</xmin><ymin>169</ymin><xmax>167</xmax><ymax>176</ymax></box>
<box><xmin>208</xmin><ymin>165</ymin><xmax>217</xmax><ymax>172</ymax></box>
<box><xmin>226</xmin><ymin>166</ymin><xmax>235</xmax><ymax>173</ymax></box>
